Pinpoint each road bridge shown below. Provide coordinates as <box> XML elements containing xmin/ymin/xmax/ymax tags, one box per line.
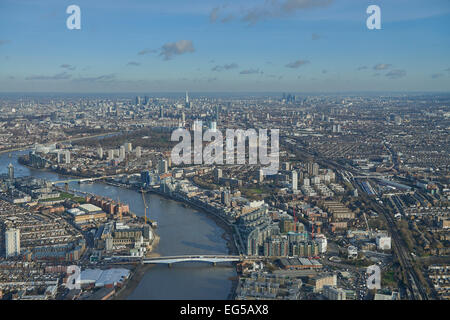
<box><xmin>51</xmin><ymin>175</ymin><xmax>121</xmax><ymax>185</ymax></box>
<box><xmin>108</xmin><ymin>254</ymin><xmax>263</xmax><ymax>266</ymax></box>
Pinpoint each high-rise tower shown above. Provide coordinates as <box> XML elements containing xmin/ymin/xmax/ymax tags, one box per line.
<box><xmin>7</xmin><ymin>163</ymin><xmax>14</xmax><ymax>180</ymax></box>
<box><xmin>185</xmin><ymin>91</ymin><xmax>191</xmax><ymax>109</ymax></box>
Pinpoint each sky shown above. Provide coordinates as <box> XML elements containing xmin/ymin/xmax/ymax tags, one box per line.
<box><xmin>0</xmin><ymin>0</ymin><xmax>449</xmax><ymax>93</ymax></box>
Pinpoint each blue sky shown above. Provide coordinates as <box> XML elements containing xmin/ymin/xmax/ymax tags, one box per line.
<box><xmin>0</xmin><ymin>0</ymin><xmax>449</xmax><ymax>93</ymax></box>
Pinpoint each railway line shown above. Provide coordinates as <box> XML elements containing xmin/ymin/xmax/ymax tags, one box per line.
<box><xmin>283</xmin><ymin>137</ymin><xmax>429</xmax><ymax>300</ymax></box>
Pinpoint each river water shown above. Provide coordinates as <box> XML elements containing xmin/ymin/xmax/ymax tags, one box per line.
<box><xmin>0</xmin><ymin>150</ymin><xmax>236</xmax><ymax>299</ymax></box>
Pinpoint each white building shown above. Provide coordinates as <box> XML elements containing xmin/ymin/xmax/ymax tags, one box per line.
<box><xmin>376</xmin><ymin>235</ymin><xmax>392</xmax><ymax>250</ymax></box>
<box><xmin>5</xmin><ymin>228</ymin><xmax>20</xmax><ymax>258</ymax></box>
<box><xmin>124</xmin><ymin>142</ymin><xmax>132</xmax><ymax>152</ymax></box>
<box><xmin>158</xmin><ymin>159</ymin><xmax>168</xmax><ymax>174</ymax></box>
<box><xmin>303</xmin><ymin>178</ymin><xmax>310</xmax><ymax>187</ymax></box>
<box><xmin>97</xmin><ymin>147</ymin><xmax>103</xmax><ymax>159</ymax></box>
<box><xmin>108</xmin><ymin>149</ymin><xmax>114</xmax><ymax>160</ymax></box>
<box><xmin>135</xmin><ymin>146</ymin><xmax>142</xmax><ymax>158</ymax></box>
<box><xmin>291</xmin><ymin>170</ymin><xmax>298</xmax><ymax>191</ymax></box>
<box><xmin>119</xmin><ymin>146</ymin><xmax>126</xmax><ymax>159</ymax></box>
<box><xmin>323</xmin><ymin>285</ymin><xmax>346</xmax><ymax>300</ymax></box>
<box><xmin>209</xmin><ymin>121</ymin><xmax>217</xmax><ymax>132</ymax></box>
<box><xmin>315</xmin><ymin>235</ymin><xmax>327</xmax><ymax>253</ymax></box>
<box><xmin>348</xmin><ymin>245</ymin><xmax>358</xmax><ymax>259</ymax></box>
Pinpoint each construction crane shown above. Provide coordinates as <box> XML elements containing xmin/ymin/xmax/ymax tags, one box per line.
<box><xmin>293</xmin><ymin>207</ymin><xmax>297</xmax><ymax>233</ymax></box>
<box><xmin>141</xmin><ymin>188</ymin><xmax>148</xmax><ymax>225</ymax></box>
<box><xmin>363</xmin><ymin>212</ymin><xmax>371</xmax><ymax>234</ymax></box>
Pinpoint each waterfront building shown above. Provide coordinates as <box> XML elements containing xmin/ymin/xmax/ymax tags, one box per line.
<box><xmin>221</xmin><ymin>190</ymin><xmax>231</xmax><ymax>206</ymax></box>
<box><xmin>65</xmin><ymin>151</ymin><xmax>71</xmax><ymax>164</ymax></box>
<box><xmin>158</xmin><ymin>159</ymin><xmax>168</xmax><ymax>174</ymax></box>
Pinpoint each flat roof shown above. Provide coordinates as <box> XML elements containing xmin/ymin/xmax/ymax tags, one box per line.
<box><xmin>79</xmin><ymin>203</ymin><xmax>102</xmax><ymax>213</ymax></box>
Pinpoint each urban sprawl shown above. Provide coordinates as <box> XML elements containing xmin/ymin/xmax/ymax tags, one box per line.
<box><xmin>0</xmin><ymin>92</ymin><xmax>449</xmax><ymax>300</ymax></box>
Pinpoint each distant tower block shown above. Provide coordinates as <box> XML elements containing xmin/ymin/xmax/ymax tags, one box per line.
<box><xmin>8</xmin><ymin>163</ymin><xmax>14</xmax><ymax>180</ymax></box>
<box><xmin>135</xmin><ymin>146</ymin><xmax>142</xmax><ymax>158</ymax></box>
<box><xmin>97</xmin><ymin>147</ymin><xmax>103</xmax><ymax>159</ymax></box>
<box><xmin>5</xmin><ymin>228</ymin><xmax>20</xmax><ymax>258</ymax></box>
<box><xmin>185</xmin><ymin>91</ymin><xmax>191</xmax><ymax>109</ymax></box>
<box><xmin>124</xmin><ymin>143</ymin><xmax>132</xmax><ymax>152</ymax></box>
<box><xmin>214</xmin><ymin>168</ymin><xmax>222</xmax><ymax>183</ymax></box>
<box><xmin>259</xmin><ymin>169</ymin><xmax>264</xmax><ymax>183</ymax></box>
<box><xmin>158</xmin><ymin>159</ymin><xmax>168</xmax><ymax>174</ymax></box>
<box><xmin>108</xmin><ymin>149</ymin><xmax>114</xmax><ymax>160</ymax></box>
<box><xmin>291</xmin><ymin>170</ymin><xmax>298</xmax><ymax>191</ymax></box>
<box><xmin>65</xmin><ymin>151</ymin><xmax>71</xmax><ymax>164</ymax></box>
<box><xmin>119</xmin><ymin>146</ymin><xmax>126</xmax><ymax>159</ymax></box>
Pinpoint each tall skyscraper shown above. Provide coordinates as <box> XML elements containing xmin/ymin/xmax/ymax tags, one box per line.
<box><xmin>185</xmin><ymin>91</ymin><xmax>191</xmax><ymax>109</ymax></box>
<box><xmin>308</xmin><ymin>162</ymin><xmax>319</xmax><ymax>176</ymax></box>
<box><xmin>124</xmin><ymin>142</ymin><xmax>132</xmax><ymax>152</ymax></box>
<box><xmin>214</xmin><ymin>168</ymin><xmax>222</xmax><ymax>183</ymax></box>
<box><xmin>65</xmin><ymin>151</ymin><xmax>71</xmax><ymax>164</ymax></box>
<box><xmin>158</xmin><ymin>159</ymin><xmax>168</xmax><ymax>174</ymax></box>
<box><xmin>7</xmin><ymin>163</ymin><xmax>14</xmax><ymax>180</ymax></box>
<box><xmin>135</xmin><ymin>146</ymin><xmax>142</xmax><ymax>158</ymax></box>
<box><xmin>160</xmin><ymin>106</ymin><xmax>164</xmax><ymax>118</ymax></box>
<box><xmin>119</xmin><ymin>146</ymin><xmax>126</xmax><ymax>160</ymax></box>
<box><xmin>97</xmin><ymin>147</ymin><xmax>103</xmax><ymax>159</ymax></box>
<box><xmin>5</xmin><ymin>228</ymin><xmax>20</xmax><ymax>258</ymax></box>
<box><xmin>215</xmin><ymin>105</ymin><xmax>220</xmax><ymax>122</ymax></box>
<box><xmin>209</xmin><ymin>121</ymin><xmax>217</xmax><ymax>132</ymax></box>
<box><xmin>221</xmin><ymin>190</ymin><xmax>231</xmax><ymax>206</ymax></box>
<box><xmin>292</xmin><ymin>170</ymin><xmax>298</xmax><ymax>191</ymax></box>
<box><xmin>108</xmin><ymin>149</ymin><xmax>114</xmax><ymax>160</ymax></box>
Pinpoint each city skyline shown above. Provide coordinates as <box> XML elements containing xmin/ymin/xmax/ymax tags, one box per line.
<box><xmin>1</xmin><ymin>0</ymin><xmax>450</xmax><ymax>93</ymax></box>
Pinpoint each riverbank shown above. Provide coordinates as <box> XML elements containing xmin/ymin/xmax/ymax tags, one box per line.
<box><xmin>148</xmin><ymin>189</ymin><xmax>239</xmax><ymax>256</ymax></box>
<box><xmin>4</xmin><ymin>151</ymin><xmax>238</xmax><ymax>300</ymax></box>
<box><xmin>113</xmin><ymin>263</ymin><xmax>155</xmax><ymax>300</ymax></box>
<box><xmin>145</xmin><ymin>189</ymin><xmax>240</xmax><ymax>300</ymax></box>
<box><xmin>0</xmin><ymin>131</ymin><xmax>120</xmax><ymax>155</ymax></box>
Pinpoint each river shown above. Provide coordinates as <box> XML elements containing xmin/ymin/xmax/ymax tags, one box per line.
<box><xmin>0</xmin><ymin>150</ymin><xmax>236</xmax><ymax>300</ymax></box>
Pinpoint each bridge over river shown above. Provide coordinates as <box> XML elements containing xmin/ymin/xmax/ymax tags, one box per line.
<box><xmin>109</xmin><ymin>254</ymin><xmax>263</xmax><ymax>266</ymax></box>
